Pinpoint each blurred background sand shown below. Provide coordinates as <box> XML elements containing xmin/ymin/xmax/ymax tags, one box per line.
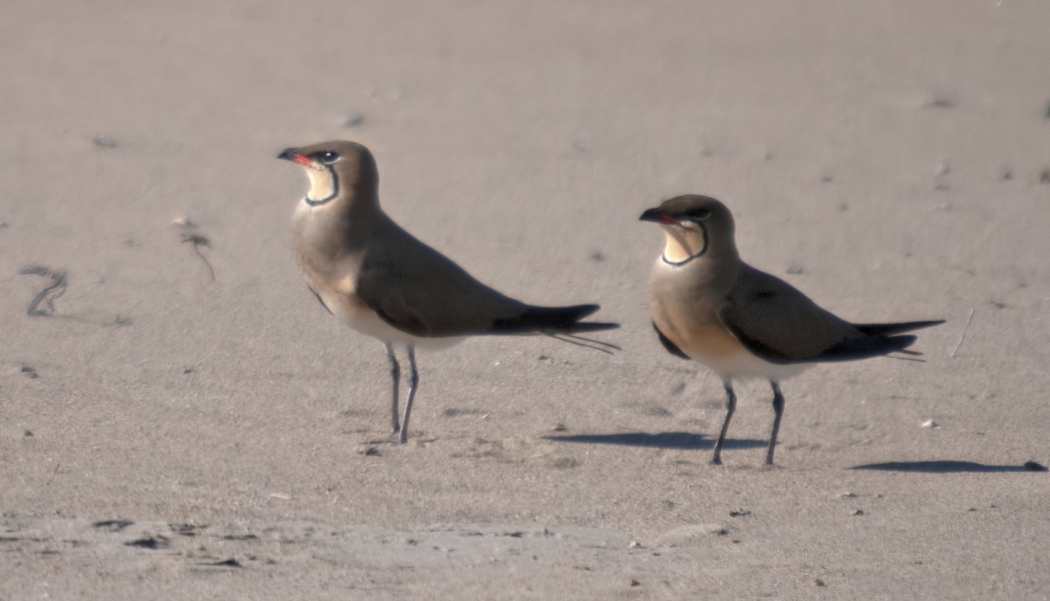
<box><xmin>2</xmin><ymin>1</ymin><xmax>1049</xmax><ymax>598</ymax></box>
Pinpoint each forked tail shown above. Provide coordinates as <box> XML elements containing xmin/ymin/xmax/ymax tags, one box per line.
<box><xmin>852</xmin><ymin>320</ymin><xmax>945</xmax><ymax>336</ymax></box>
<box><xmin>489</xmin><ymin>303</ymin><xmax>619</xmax><ymax>353</ymax></box>
<box><xmin>491</xmin><ymin>303</ymin><xmax>619</xmax><ymax>333</ymax></box>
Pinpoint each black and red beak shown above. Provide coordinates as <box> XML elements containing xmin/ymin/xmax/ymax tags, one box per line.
<box><xmin>639</xmin><ymin>208</ymin><xmax>678</xmax><ymax>224</ymax></box>
<box><xmin>277</xmin><ymin>148</ymin><xmax>313</xmax><ymax>166</ymax></box>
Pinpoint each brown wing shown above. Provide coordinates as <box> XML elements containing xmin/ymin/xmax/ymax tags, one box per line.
<box><xmin>716</xmin><ymin>264</ymin><xmax>861</xmax><ymax>363</ymax></box>
<box><xmin>353</xmin><ymin>221</ymin><xmax>533</xmax><ymax>337</ymax></box>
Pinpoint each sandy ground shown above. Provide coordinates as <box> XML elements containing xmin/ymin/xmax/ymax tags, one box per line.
<box><xmin>2</xmin><ymin>1</ymin><xmax>1050</xmax><ymax>598</ymax></box>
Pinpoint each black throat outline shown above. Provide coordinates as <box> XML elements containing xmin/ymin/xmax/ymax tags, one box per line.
<box><xmin>661</xmin><ymin>222</ymin><xmax>708</xmax><ymax>266</ymax></box>
<box><xmin>304</xmin><ymin>164</ymin><xmax>339</xmax><ymax>206</ymax></box>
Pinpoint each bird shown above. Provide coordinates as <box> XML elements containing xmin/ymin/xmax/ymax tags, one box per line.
<box><xmin>640</xmin><ymin>195</ymin><xmax>943</xmax><ymax>466</ymax></box>
<box><xmin>279</xmin><ymin>140</ymin><xmax>618</xmax><ymax>444</ymax></box>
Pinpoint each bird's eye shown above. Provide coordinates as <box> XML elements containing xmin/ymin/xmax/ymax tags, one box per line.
<box><xmin>319</xmin><ymin>151</ymin><xmax>340</xmax><ymax>165</ymax></box>
<box><xmin>686</xmin><ymin>208</ymin><xmax>712</xmax><ymax>221</ymax></box>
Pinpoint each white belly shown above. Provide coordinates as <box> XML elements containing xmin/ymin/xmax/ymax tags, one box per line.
<box><xmin>693</xmin><ymin>349</ymin><xmax>810</xmax><ymax>382</ymax></box>
<box><xmin>327</xmin><ymin>292</ymin><xmax>463</xmax><ymax>351</ymax></box>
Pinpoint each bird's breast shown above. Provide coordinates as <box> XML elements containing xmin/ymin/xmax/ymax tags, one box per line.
<box><xmin>655</xmin><ymin>311</ymin><xmax>745</xmax><ymax>363</ymax></box>
<box><xmin>649</xmin><ymin>258</ymin><xmax>756</xmax><ymax>371</ymax></box>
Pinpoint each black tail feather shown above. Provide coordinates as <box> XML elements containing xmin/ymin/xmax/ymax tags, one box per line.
<box><xmin>852</xmin><ymin>320</ymin><xmax>945</xmax><ymax>337</ymax></box>
<box><xmin>543</xmin><ymin>332</ymin><xmax>621</xmax><ymax>354</ymax></box>
<box><xmin>816</xmin><ymin>334</ymin><xmax>918</xmax><ymax>362</ymax></box>
<box><xmin>555</xmin><ymin>321</ymin><xmax>620</xmax><ymax>333</ymax></box>
<box><xmin>490</xmin><ymin>304</ymin><xmax>618</xmax><ymax>333</ymax></box>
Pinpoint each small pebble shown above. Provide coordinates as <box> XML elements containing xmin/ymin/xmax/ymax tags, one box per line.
<box><xmin>551</xmin><ymin>423</ymin><xmax>567</xmax><ymax>432</ymax></box>
<box><xmin>921</xmin><ymin>419</ymin><xmax>938</xmax><ymax>429</ymax></box>
<box><xmin>815</xmin><ymin>578</ymin><xmax>826</xmax><ymax>587</ymax></box>
<box><xmin>851</xmin><ymin>509</ymin><xmax>864</xmax><ymax>516</ymax></box>
<box><xmin>92</xmin><ymin>136</ymin><xmax>118</xmax><ymax>149</ymax></box>
<box><xmin>837</xmin><ymin>492</ymin><xmax>857</xmax><ymax>498</ymax></box>
<box><xmin>629</xmin><ymin>579</ymin><xmax>641</xmax><ymax>587</ymax></box>
<box><xmin>934</xmin><ymin>162</ymin><xmax>950</xmax><ymax>190</ymax></box>
<box><xmin>24</xmin><ymin>430</ymin><xmax>33</xmax><ymax>437</ymax></box>
<box><xmin>629</xmin><ymin>541</ymin><xmax>642</xmax><ymax>549</ymax></box>
<box><xmin>171</xmin><ymin>217</ymin><xmax>196</xmax><ymax>228</ymax></box>
<box><xmin>729</xmin><ymin>508</ymin><xmax>751</xmax><ymax>517</ymax></box>
<box><xmin>343</xmin><ymin>112</ymin><xmax>365</xmax><ymax>127</ymax></box>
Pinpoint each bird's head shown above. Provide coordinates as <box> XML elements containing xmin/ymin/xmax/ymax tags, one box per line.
<box><xmin>639</xmin><ymin>195</ymin><xmax>737</xmax><ymax>265</ymax></box>
<box><xmin>278</xmin><ymin>140</ymin><xmax>379</xmax><ymax>207</ymax></box>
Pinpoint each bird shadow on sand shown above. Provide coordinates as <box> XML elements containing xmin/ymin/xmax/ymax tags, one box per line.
<box><xmin>543</xmin><ymin>431</ymin><xmax>765</xmax><ymax>451</ymax></box>
<box><xmin>850</xmin><ymin>460</ymin><xmax>1048</xmax><ymax>473</ymax></box>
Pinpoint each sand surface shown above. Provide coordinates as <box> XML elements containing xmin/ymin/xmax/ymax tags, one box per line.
<box><xmin>2</xmin><ymin>1</ymin><xmax>1050</xmax><ymax>598</ymax></box>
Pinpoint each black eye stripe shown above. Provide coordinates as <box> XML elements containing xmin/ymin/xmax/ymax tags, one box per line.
<box><xmin>683</xmin><ymin>209</ymin><xmax>712</xmax><ymax>221</ymax></box>
<box><xmin>665</xmin><ymin>209</ymin><xmax>711</xmax><ymax>223</ymax></box>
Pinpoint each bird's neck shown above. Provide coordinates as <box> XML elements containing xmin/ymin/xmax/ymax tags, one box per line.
<box><xmin>303</xmin><ymin>165</ymin><xmax>339</xmax><ymax>205</ymax></box>
<box><xmin>295</xmin><ymin>190</ymin><xmax>382</xmax><ymax>257</ymax></box>
<box><xmin>662</xmin><ymin>231</ymin><xmax>704</xmax><ymax>264</ymax></box>
<box><xmin>661</xmin><ymin>230</ymin><xmax>738</xmax><ymax>266</ymax></box>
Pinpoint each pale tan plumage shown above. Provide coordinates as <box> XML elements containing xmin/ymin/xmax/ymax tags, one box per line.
<box><xmin>280</xmin><ymin>140</ymin><xmax>617</xmax><ymax>443</ymax></box>
<box><xmin>641</xmin><ymin>195</ymin><xmax>943</xmax><ymax>465</ymax></box>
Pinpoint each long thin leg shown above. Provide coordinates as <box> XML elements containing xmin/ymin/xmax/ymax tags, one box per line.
<box><xmin>398</xmin><ymin>345</ymin><xmax>419</xmax><ymax>444</ymax></box>
<box><xmin>710</xmin><ymin>377</ymin><xmax>736</xmax><ymax>465</ymax></box>
<box><xmin>766</xmin><ymin>380</ymin><xmax>785</xmax><ymax>466</ymax></box>
<box><xmin>385</xmin><ymin>343</ymin><xmax>401</xmax><ymax>434</ymax></box>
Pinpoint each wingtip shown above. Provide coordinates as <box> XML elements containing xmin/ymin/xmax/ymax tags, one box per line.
<box><xmin>488</xmin><ymin>304</ymin><xmax>611</xmax><ymax>334</ymax></box>
<box><xmin>565</xmin><ymin>321</ymin><xmax>619</xmax><ymax>333</ymax></box>
<box><xmin>852</xmin><ymin>319</ymin><xmax>946</xmax><ymax>337</ymax></box>
<box><xmin>572</xmin><ymin>304</ymin><xmax>601</xmax><ymax>319</ymax></box>
<box><xmin>816</xmin><ymin>334</ymin><xmax>918</xmax><ymax>362</ymax></box>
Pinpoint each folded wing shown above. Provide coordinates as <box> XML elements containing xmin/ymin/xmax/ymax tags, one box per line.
<box><xmin>355</xmin><ymin>221</ymin><xmax>617</xmax><ymax>337</ymax></box>
<box><xmin>718</xmin><ymin>265</ymin><xmax>941</xmax><ymax>364</ymax></box>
